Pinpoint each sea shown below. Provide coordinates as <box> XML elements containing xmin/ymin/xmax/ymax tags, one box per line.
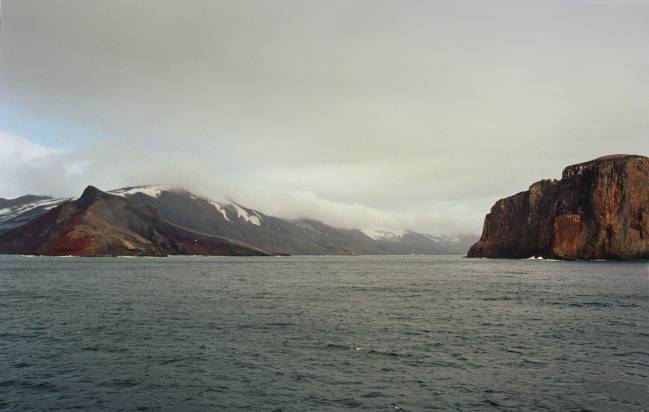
<box><xmin>0</xmin><ymin>255</ymin><xmax>647</xmax><ymax>411</ymax></box>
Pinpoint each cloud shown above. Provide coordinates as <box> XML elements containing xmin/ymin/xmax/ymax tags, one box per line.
<box><xmin>0</xmin><ymin>132</ymin><xmax>60</xmax><ymax>165</ymax></box>
<box><xmin>0</xmin><ymin>132</ymin><xmax>476</xmax><ymax>233</ymax></box>
<box><xmin>229</xmin><ymin>187</ymin><xmax>468</xmax><ymax>234</ymax></box>
<box><xmin>0</xmin><ymin>132</ymin><xmax>64</xmax><ymax>197</ymax></box>
<box><xmin>1</xmin><ymin>1</ymin><xmax>648</xmax><ymax>233</ymax></box>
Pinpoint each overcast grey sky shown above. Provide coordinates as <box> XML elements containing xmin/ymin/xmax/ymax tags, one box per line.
<box><xmin>1</xmin><ymin>0</ymin><xmax>648</xmax><ymax>234</ymax></box>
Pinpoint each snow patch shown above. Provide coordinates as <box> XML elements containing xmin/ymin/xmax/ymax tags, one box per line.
<box><xmin>109</xmin><ymin>185</ymin><xmax>170</xmax><ymax>198</ymax></box>
<box><xmin>423</xmin><ymin>234</ymin><xmax>443</xmax><ymax>242</ymax></box>
<box><xmin>232</xmin><ymin>204</ymin><xmax>262</xmax><ymax>226</ymax></box>
<box><xmin>422</xmin><ymin>234</ymin><xmax>461</xmax><ymax>243</ymax></box>
<box><xmin>362</xmin><ymin>229</ymin><xmax>406</xmax><ymax>241</ymax></box>
<box><xmin>208</xmin><ymin>201</ymin><xmax>230</xmax><ymax>221</ymax></box>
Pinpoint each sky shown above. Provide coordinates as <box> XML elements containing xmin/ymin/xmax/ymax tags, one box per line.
<box><xmin>1</xmin><ymin>0</ymin><xmax>648</xmax><ymax>234</ymax></box>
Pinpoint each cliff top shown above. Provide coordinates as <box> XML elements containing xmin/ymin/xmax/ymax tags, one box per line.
<box><xmin>565</xmin><ymin>154</ymin><xmax>647</xmax><ymax>169</ymax></box>
<box><xmin>562</xmin><ymin>154</ymin><xmax>648</xmax><ymax>179</ymax></box>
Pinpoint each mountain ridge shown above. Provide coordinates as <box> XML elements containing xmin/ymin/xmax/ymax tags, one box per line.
<box><xmin>0</xmin><ymin>185</ymin><xmax>476</xmax><ymax>256</ymax></box>
<box><xmin>0</xmin><ymin>186</ymin><xmax>272</xmax><ymax>257</ymax></box>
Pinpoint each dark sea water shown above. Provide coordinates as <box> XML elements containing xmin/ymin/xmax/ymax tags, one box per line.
<box><xmin>0</xmin><ymin>255</ymin><xmax>648</xmax><ymax>411</ymax></box>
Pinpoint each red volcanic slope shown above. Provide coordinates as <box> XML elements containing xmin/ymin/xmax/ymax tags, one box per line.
<box><xmin>0</xmin><ymin>186</ymin><xmax>272</xmax><ymax>257</ymax></box>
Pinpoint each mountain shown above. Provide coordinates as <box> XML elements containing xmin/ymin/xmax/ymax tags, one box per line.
<box><xmin>468</xmin><ymin>154</ymin><xmax>649</xmax><ymax>260</ymax></box>
<box><xmin>0</xmin><ymin>186</ymin><xmax>271</xmax><ymax>256</ymax></box>
<box><xmin>110</xmin><ymin>186</ymin><xmax>351</xmax><ymax>255</ymax></box>
<box><xmin>99</xmin><ymin>186</ymin><xmax>476</xmax><ymax>255</ymax></box>
<box><xmin>0</xmin><ymin>185</ymin><xmax>475</xmax><ymax>255</ymax></box>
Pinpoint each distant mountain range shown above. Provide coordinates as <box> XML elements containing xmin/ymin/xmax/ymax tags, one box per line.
<box><xmin>0</xmin><ymin>185</ymin><xmax>476</xmax><ymax>256</ymax></box>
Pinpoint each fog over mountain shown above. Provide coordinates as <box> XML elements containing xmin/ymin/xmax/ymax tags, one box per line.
<box><xmin>2</xmin><ymin>0</ymin><xmax>648</xmax><ymax>234</ymax></box>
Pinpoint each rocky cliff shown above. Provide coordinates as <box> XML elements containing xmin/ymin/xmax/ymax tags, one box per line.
<box><xmin>468</xmin><ymin>155</ymin><xmax>649</xmax><ymax>260</ymax></box>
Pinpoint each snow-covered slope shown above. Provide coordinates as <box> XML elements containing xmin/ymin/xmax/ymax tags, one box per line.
<box><xmin>0</xmin><ymin>197</ymin><xmax>59</xmax><ymax>220</ymax></box>
<box><xmin>360</xmin><ymin>229</ymin><xmax>464</xmax><ymax>245</ymax></box>
<box><xmin>0</xmin><ymin>196</ymin><xmax>72</xmax><ymax>233</ymax></box>
<box><xmin>109</xmin><ymin>185</ymin><xmax>170</xmax><ymax>198</ymax></box>
<box><xmin>361</xmin><ymin>229</ymin><xmax>407</xmax><ymax>241</ymax></box>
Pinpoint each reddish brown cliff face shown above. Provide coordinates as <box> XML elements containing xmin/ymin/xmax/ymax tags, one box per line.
<box><xmin>468</xmin><ymin>155</ymin><xmax>649</xmax><ymax>260</ymax></box>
